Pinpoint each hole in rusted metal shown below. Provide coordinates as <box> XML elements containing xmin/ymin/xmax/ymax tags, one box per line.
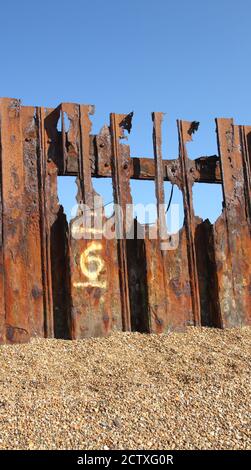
<box><xmin>130</xmin><ymin>180</ymin><xmax>157</xmax><ymax>225</ymax></box>
<box><xmin>166</xmin><ymin>118</ymin><xmax>179</xmax><ymax>159</ymax></box>
<box><xmin>92</xmin><ymin>178</ymin><xmax>114</xmax><ymax>218</ymax></box>
<box><xmin>57</xmin><ymin>176</ymin><xmax>79</xmax><ymax>221</ymax></box>
<box><xmin>193</xmin><ymin>183</ymin><xmax>223</xmax><ymax>223</ymax></box>
<box><xmin>63</xmin><ymin>112</ymin><xmax>71</xmax><ymax>132</ymax></box>
<box><xmin>187</xmin><ymin>119</ymin><xmax>218</xmax><ymax>160</ymax></box>
<box><xmin>57</xmin><ymin>112</ymin><xmax>71</xmax><ymax>141</ymax></box>
<box><xmin>57</xmin><ymin>114</ymin><xmax>62</xmax><ymax>132</ymax></box>
<box><xmin>164</xmin><ymin>182</ymin><xmax>184</xmax><ymax>231</ymax></box>
<box><xmin>56</xmin><ymin>112</ymin><xmax>70</xmax><ymax>133</ymax></box>
<box><xmin>127</xmin><ymin>111</ymin><xmax>153</xmax><ymax>158</ymax></box>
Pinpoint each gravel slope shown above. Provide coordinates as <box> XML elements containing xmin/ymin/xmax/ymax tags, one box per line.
<box><xmin>0</xmin><ymin>327</ymin><xmax>250</xmax><ymax>450</ymax></box>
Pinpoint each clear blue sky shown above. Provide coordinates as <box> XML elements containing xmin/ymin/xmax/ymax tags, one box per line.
<box><xmin>1</xmin><ymin>0</ymin><xmax>250</xmax><ymax>227</ymax></box>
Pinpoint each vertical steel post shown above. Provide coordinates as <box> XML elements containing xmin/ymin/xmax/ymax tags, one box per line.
<box><xmin>110</xmin><ymin>113</ymin><xmax>133</xmax><ymax>331</ymax></box>
<box><xmin>177</xmin><ymin>120</ymin><xmax>201</xmax><ymax>326</ymax></box>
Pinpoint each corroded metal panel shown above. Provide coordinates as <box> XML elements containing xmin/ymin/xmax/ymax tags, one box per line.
<box><xmin>0</xmin><ymin>98</ymin><xmax>30</xmax><ymax>343</ymax></box>
<box><xmin>39</xmin><ymin>106</ymin><xmax>59</xmax><ymax>338</ymax></box>
<box><xmin>177</xmin><ymin>120</ymin><xmax>201</xmax><ymax>326</ymax></box>
<box><xmin>70</xmin><ymin>233</ymin><xmax>122</xmax><ymax>338</ymax></box>
<box><xmin>240</xmin><ymin>125</ymin><xmax>251</xmax><ymax>224</ymax></box>
<box><xmin>144</xmin><ymin>226</ymin><xmax>193</xmax><ymax>333</ymax></box>
<box><xmin>195</xmin><ymin>219</ymin><xmax>222</xmax><ymax>328</ymax></box>
<box><xmin>110</xmin><ymin>113</ymin><xmax>133</xmax><ymax>332</ymax></box>
<box><xmin>68</xmin><ymin>107</ymin><xmax>123</xmax><ymax>338</ymax></box>
<box><xmin>0</xmin><ymin>139</ymin><xmax>5</xmax><ymax>343</ymax></box>
<box><xmin>213</xmin><ymin>119</ymin><xmax>251</xmax><ymax>327</ymax></box>
<box><xmin>0</xmin><ymin>97</ymin><xmax>250</xmax><ymax>344</ymax></box>
<box><xmin>21</xmin><ymin>106</ymin><xmax>44</xmax><ymax>337</ymax></box>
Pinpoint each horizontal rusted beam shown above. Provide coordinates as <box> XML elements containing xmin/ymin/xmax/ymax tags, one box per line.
<box><xmin>60</xmin><ymin>142</ymin><xmax>221</xmax><ymax>183</ymax></box>
<box><xmin>129</xmin><ymin>155</ymin><xmax>221</xmax><ymax>184</ymax></box>
<box><xmin>42</xmin><ymin>103</ymin><xmax>221</xmax><ymax>183</ymax></box>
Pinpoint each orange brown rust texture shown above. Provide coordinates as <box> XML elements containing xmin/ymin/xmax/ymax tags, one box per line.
<box><xmin>0</xmin><ymin>99</ymin><xmax>30</xmax><ymax>343</ymax></box>
<box><xmin>0</xmin><ymin>97</ymin><xmax>250</xmax><ymax>344</ymax></box>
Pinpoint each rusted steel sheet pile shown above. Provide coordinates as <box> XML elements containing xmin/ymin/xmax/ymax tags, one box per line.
<box><xmin>0</xmin><ymin>97</ymin><xmax>250</xmax><ymax>344</ymax></box>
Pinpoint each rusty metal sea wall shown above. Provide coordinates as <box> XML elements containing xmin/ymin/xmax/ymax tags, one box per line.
<box><xmin>0</xmin><ymin>98</ymin><xmax>250</xmax><ymax>344</ymax></box>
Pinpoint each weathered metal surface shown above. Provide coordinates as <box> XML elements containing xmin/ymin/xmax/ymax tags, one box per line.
<box><xmin>68</xmin><ymin>107</ymin><xmax>123</xmax><ymax>339</ymax></box>
<box><xmin>0</xmin><ymin>98</ymin><xmax>30</xmax><ymax>343</ymax></box>
<box><xmin>0</xmin><ymin>97</ymin><xmax>250</xmax><ymax>343</ymax></box>
<box><xmin>152</xmin><ymin>112</ymin><xmax>168</xmax><ymax>244</ymax></box>
<box><xmin>194</xmin><ymin>219</ymin><xmax>222</xmax><ymax>328</ymax></box>
<box><xmin>136</xmin><ymin>113</ymin><xmax>194</xmax><ymax>334</ymax></box>
<box><xmin>0</xmin><ymin>136</ymin><xmax>4</xmax><ymax>343</ymax></box>
<box><xmin>177</xmin><ymin>120</ymin><xmax>201</xmax><ymax>326</ymax></box>
<box><xmin>59</xmin><ymin>139</ymin><xmax>222</xmax><ymax>183</ymax></box>
<box><xmin>212</xmin><ymin>119</ymin><xmax>251</xmax><ymax>327</ymax></box>
<box><xmin>144</xmin><ymin>227</ymin><xmax>193</xmax><ymax>333</ymax></box>
<box><xmin>240</xmin><ymin>126</ymin><xmax>251</xmax><ymax>223</ymax></box>
<box><xmin>22</xmin><ymin>105</ymin><xmax>44</xmax><ymax>337</ymax></box>
<box><xmin>69</xmin><ymin>231</ymin><xmax>122</xmax><ymax>338</ymax></box>
<box><xmin>110</xmin><ymin>113</ymin><xmax>133</xmax><ymax>332</ymax></box>
<box><xmin>40</xmin><ymin>106</ymin><xmax>60</xmax><ymax>338</ymax></box>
